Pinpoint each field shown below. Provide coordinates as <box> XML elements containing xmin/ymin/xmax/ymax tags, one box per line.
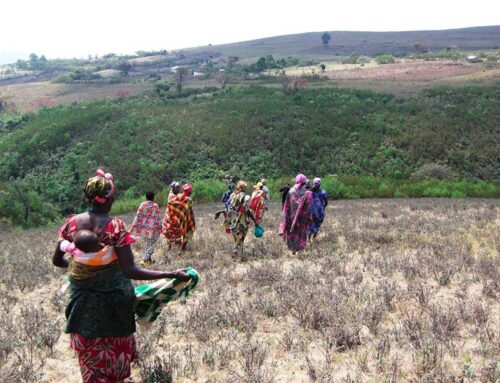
<box><xmin>1</xmin><ymin>57</ymin><xmax>498</xmax><ymax>113</ymax></box>
<box><xmin>0</xmin><ymin>81</ymin><xmax>153</xmax><ymax>111</ymax></box>
<box><xmin>0</xmin><ymin>199</ymin><xmax>498</xmax><ymax>382</ymax></box>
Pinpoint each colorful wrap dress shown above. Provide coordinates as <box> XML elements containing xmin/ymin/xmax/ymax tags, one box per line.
<box><xmin>130</xmin><ymin>200</ymin><xmax>161</xmax><ymax>239</ymax></box>
<box><xmin>161</xmin><ymin>194</ymin><xmax>196</xmax><ymax>246</ymax></box>
<box><xmin>223</xmin><ymin>191</ymin><xmax>252</xmax><ymax>249</ymax></box>
<box><xmin>131</xmin><ymin>200</ymin><xmax>161</xmax><ymax>261</ymax></box>
<box><xmin>59</xmin><ymin>215</ymin><xmax>137</xmax><ymax>383</ymax></box>
<box><xmin>279</xmin><ymin>186</ymin><xmax>313</xmax><ymax>252</ymax></box>
<box><xmin>249</xmin><ymin>189</ymin><xmax>266</xmax><ymax>224</ymax></box>
<box><xmin>308</xmin><ymin>188</ymin><xmax>328</xmax><ymax>236</ymax></box>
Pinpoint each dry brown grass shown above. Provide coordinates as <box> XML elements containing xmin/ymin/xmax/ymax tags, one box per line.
<box><xmin>0</xmin><ymin>81</ymin><xmax>152</xmax><ymax>112</ymax></box>
<box><xmin>0</xmin><ymin>198</ymin><xmax>499</xmax><ymax>382</ymax></box>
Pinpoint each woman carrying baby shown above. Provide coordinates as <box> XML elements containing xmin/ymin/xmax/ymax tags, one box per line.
<box><xmin>53</xmin><ymin>169</ymin><xmax>190</xmax><ymax>383</ymax></box>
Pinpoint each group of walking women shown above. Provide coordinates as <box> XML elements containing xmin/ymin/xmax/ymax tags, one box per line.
<box><xmin>130</xmin><ymin>181</ymin><xmax>196</xmax><ymax>264</ymax></box>
<box><xmin>215</xmin><ymin>174</ymin><xmax>328</xmax><ymax>254</ymax></box>
<box><xmin>52</xmin><ymin>169</ymin><xmax>327</xmax><ymax>383</ymax></box>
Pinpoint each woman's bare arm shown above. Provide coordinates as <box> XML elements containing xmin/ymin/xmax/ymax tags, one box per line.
<box><xmin>116</xmin><ymin>246</ymin><xmax>190</xmax><ymax>281</ymax></box>
<box><xmin>53</xmin><ymin>240</ymin><xmax>69</xmax><ymax>268</ymax></box>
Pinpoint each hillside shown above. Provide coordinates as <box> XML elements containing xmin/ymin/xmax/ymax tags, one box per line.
<box><xmin>184</xmin><ymin>26</ymin><xmax>500</xmax><ymax>60</ymax></box>
<box><xmin>0</xmin><ymin>85</ymin><xmax>498</xmax><ymax>226</ymax></box>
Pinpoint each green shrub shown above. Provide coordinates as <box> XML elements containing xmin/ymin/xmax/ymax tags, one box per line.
<box><xmin>375</xmin><ymin>54</ymin><xmax>395</xmax><ymax>64</ymax></box>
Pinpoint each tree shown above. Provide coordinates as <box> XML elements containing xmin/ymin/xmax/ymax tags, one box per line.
<box><xmin>255</xmin><ymin>57</ymin><xmax>267</xmax><ymax>72</ymax></box>
<box><xmin>118</xmin><ymin>61</ymin><xmax>133</xmax><ymax>77</ymax></box>
<box><xmin>29</xmin><ymin>53</ymin><xmax>38</xmax><ymax>63</ymax></box>
<box><xmin>216</xmin><ymin>72</ymin><xmax>232</xmax><ymax>89</ymax></box>
<box><xmin>277</xmin><ymin>71</ymin><xmax>291</xmax><ymax>93</ymax></box>
<box><xmin>319</xmin><ymin>64</ymin><xmax>326</xmax><ymax>73</ymax></box>
<box><xmin>173</xmin><ymin>67</ymin><xmax>191</xmax><ymax>95</ymax></box>
<box><xmin>321</xmin><ymin>32</ymin><xmax>331</xmax><ymax>48</ymax></box>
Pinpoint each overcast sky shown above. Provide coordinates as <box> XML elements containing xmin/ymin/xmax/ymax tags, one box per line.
<box><xmin>1</xmin><ymin>0</ymin><xmax>498</xmax><ymax>61</ymax></box>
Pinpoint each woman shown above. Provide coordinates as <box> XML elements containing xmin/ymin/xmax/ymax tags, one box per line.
<box><xmin>215</xmin><ymin>181</ymin><xmax>255</xmax><ymax>254</ymax></box>
<box><xmin>162</xmin><ymin>183</ymin><xmax>196</xmax><ymax>254</ymax></box>
<box><xmin>279</xmin><ymin>174</ymin><xmax>313</xmax><ymax>254</ymax></box>
<box><xmin>53</xmin><ymin>169</ymin><xmax>190</xmax><ymax>383</ymax></box>
<box><xmin>308</xmin><ymin>177</ymin><xmax>328</xmax><ymax>240</ymax></box>
<box><xmin>249</xmin><ymin>181</ymin><xmax>266</xmax><ymax>224</ymax></box>
<box><xmin>168</xmin><ymin>181</ymin><xmax>181</xmax><ymax>202</ymax></box>
<box><xmin>221</xmin><ymin>182</ymin><xmax>235</xmax><ymax>209</ymax></box>
<box><xmin>130</xmin><ymin>191</ymin><xmax>161</xmax><ymax>265</ymax></box>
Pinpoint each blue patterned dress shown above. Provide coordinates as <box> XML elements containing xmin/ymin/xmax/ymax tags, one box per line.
<box><xmin>308</xmin><ymin>188</ymin><xmax>328</xmax><ymax>236</ymax></box>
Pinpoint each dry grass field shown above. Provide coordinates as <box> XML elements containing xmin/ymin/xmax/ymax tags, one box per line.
<box><xmin>0</xmin><ymin>81</ymin><xmax>153</xmax><ymax>111</ymax></box>
<box><xmin>278</xmin><ymin>60</ymin><xmax>500</xmax><ymax>96</ymax></box>
<box><xmin>0</xmin><ymin>198</ymin><xmax>499</xmax><ymax>382</ymax></box>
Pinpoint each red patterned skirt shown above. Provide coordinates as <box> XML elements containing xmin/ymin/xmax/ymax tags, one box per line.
<box><xmin>70</xmin><ymin>333</ymin><xmax>138</xmax><ymax>383</ymax></box>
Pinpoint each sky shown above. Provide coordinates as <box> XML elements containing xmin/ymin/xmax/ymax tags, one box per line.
<box><xmin>0</xmin><ymin>0</ymin><xmax>498</xmax><ymax>62</ymax></box>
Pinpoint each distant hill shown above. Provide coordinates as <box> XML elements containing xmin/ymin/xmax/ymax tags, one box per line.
<box><xmin>184</xmin><ymin>25</ymin><xmax>500</xmax><ymax>60</ymax></box>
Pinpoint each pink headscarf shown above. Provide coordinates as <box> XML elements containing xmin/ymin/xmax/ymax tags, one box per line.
<box><xmin>295</xmin><ymin>174</ymin><xmax>307</xmax><ymax>187</ymax></box>
<box><xmin>183</xmin><ymin>183</ymin><xmax>193</xmax><ymax>195</ymax></box>
<box><xmin>94</xmin><ymin>168</ymin><xmax>115</xmax><ymax>204</ymax></box>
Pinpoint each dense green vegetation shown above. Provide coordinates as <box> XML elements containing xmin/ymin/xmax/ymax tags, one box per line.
<box><xmin>0</xmin><ymin>85</ymin><xmax>498</xmax><ymax>227</ymax></box>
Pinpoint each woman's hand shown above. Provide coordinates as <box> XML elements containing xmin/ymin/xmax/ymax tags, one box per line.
<box><xmin>165</xmin><ymin>268</ymin><xmax>191</xmax><ymax>281</ymax></box>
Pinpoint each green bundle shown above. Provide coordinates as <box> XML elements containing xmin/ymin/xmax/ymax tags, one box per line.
<box><xmin>134</xmin><ymin>267</ymin><xmax>200</xmax><ymax>326</ymax></box>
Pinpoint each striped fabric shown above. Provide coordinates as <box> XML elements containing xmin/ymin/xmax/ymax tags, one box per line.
<box><xmin>73</xmin><ymin>246</ymin><xmax>117</xmax><ymax>266</ymax></box>
<box><xmin>134</xmin><ymin>267</ymin><xmax>200</xmax><ymax>326</ymax></box>
<box><xmin>161</xmin><ymin>195</ymin><xmax>195</xmax><ymax>245</ymax></box>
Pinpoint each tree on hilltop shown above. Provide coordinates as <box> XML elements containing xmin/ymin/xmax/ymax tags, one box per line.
<box><xmin>321</xmin><ymin>32</ymin><xmax>331</xmax><ymax>48</ymax></box>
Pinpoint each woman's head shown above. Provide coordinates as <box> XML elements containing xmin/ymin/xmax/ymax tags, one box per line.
<box><xmin>84</xmin><ymin>169</ymin><xmax>115</xmax><ymax>210</ymax></box>
<box><xmin>228</xmin><ymin>183</ymin><xmax>235</xmax><ymax>191</ymax></box>
<box><xmin>313</xmin><ymin>177</ymin><xmax>321</xmax><ymax>188</ymax></box>
<box><xmin>237</xmin><ymin>181</ymin><xmax>248</xmax><ymax>191</ymax></box>
<box><xmin>146</xmin><ymin>191</ymin><xmax>155</xmax><ymax>201</ymax></box>
<box><xmin>254</xmin><ymin>182</ymin><xmax>264</xmax><ymax>190</ymax></box>
<box><xmin>170</xmin><ymin>181</ymin><xmax>181</xmax><ymax>195</ymax></box>
<box><xmin>295</xmin><ymin>174</ymin><xmax>307</xmax><ymax>188</ymax></box>
<box><xmin>183</xmin><ymin>183</ymin><xmax>193</xmax><ymax>196</ymax></box>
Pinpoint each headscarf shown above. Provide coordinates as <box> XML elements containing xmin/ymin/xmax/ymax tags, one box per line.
<box><xmin>228</xmin><ymin>183</ymin><xmax>235</xmax><ymax>191</ymax></box>
<box><xmin>260</xmin><ymin>179</ymin><xmax>267</xmax><ymax>185</ymax></box>
<box><xmin>84</xmin><ymin>168</ymin><xmax>115</xmax><ymax>204</ymax></box>
<box><xmin>295</xmin><ymin>174</ymin><xmax>307</xmax><ymax>188</ymax></box>
<box><xmin>253</xmin><ymin>182</ymin><xmax>264</xmax><ymax>190</ymax></box>
<box><xmin>177</xmin><ymin>183</ymin><xmax>193</xmax><ymax>201</ymax></box>
<box><xmin>313</xmin><ymin>177</ymin><xmax>321</xmax><ymax>187</ymax></box>
<box><xmin>183</xmin><ymin>183</ymin><xmax>193</xmax><ymax>195</ymax></box>
<box><xmin>237</xmin><ymin>181</ymin><xmax>247</xmax><ymax>191</ymax></box>
<box><xmin>170</xmin><ymin>181</ymin><xmax>180</xmax><ymax>190</ymax></box>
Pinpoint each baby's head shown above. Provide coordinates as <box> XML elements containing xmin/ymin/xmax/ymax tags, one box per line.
<box><xmin>74</xmin><ymin>229</ymin><xmax>102</xmax><ymax>253</ymax></box>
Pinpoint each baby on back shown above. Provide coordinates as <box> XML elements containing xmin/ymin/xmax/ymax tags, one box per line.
<box><xmin>60</xmin><ymin>229</ymin><xmax>116</xmax><ymax>266</ymax></box>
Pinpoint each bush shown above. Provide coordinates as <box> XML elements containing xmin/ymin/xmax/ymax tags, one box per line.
<box><xmin>342</xmin><ymin>52</ymin><xmax>360</xmax><ymax>64</ymax></box>
<box><xmin>375</xmin><ymin>54</ymin><xmax>395</xmax><ymax>64</ymax></box>
<box><xmin>411</xmin><ymin>163</ymin><xmax>457</xmax><ymax>181</ymax></box>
